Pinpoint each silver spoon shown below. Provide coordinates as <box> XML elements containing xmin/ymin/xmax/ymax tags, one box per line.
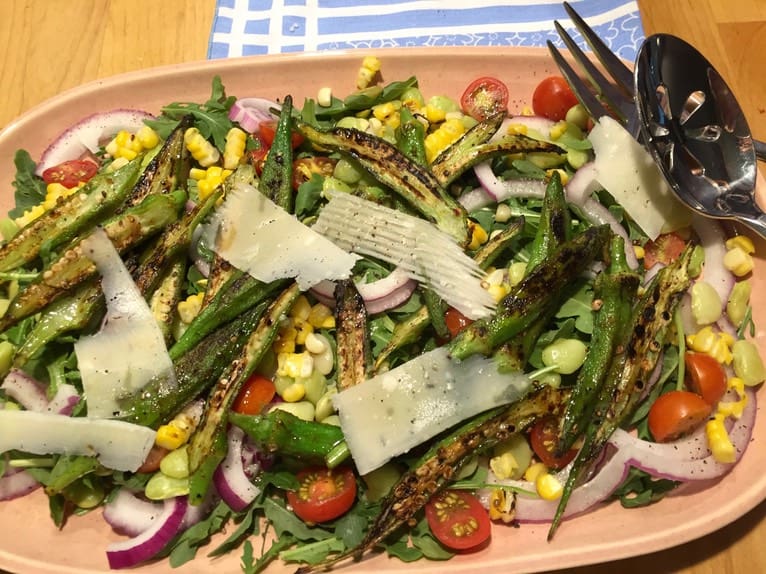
<box><xmin>634</xmin><ymin>33</ymin><xmax>766</xmax><ymax>238</ymax></box>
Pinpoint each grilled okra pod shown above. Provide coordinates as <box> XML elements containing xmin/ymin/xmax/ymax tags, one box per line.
<box><xmin>395</xmin><ymin>109</ymin><xmax>428</xmax><ymax>166</ymax></box>
<box><xmin>0</xmin><ymin>190</ymin><xmax>187</xmax><ymax>333</ymax></box>
<box><xmin>148</xmin><ymin>257</ymin><xmax>187</xmax><ymax>345</ymax></box>
<box><xmin>549</xmin><ymin>244</ymin><xmax>693</xmax><ymax>539</ymax></box>
<box><xmin>555</xmin><ymin>235</ymin><xmax>640</xmax><ymax>454</ymax></box>
<box><xmin>334</xmin><ymin>279</ymin><xmax>371</xmax><ymax>390</ymax></box>
<box><xmin>449</xmin><ymin>224</ymin><xmax>611</xmax><ymax>359</ymax></box>
<box><xmin>297</xmin><ymin>385</ymin><xmax>569</xmax><ymax>573</ymax></box>
<box><xmin>296</xmin><ymin>120</ymin><xmax>469</xmax><ymax>246</ymax></box>
<box><xmin>525</xmin><ymin>171</ymin><xmax>571</xmax><ymax>272</ymax></box>
<box><xmin>0</xmin><ymin>159</ymin><xmax>143</xmax><ymax>272</ymax></box>
<box><xmin>259</xmin><ymin>95</ymin><xmax>295</xmax><ymax>212</ymax></box>
<box><xmin>229</xmin><ymin>409</ymin><xmax>345</xmax><ymax>465</ymax></box>
<box><xmin>187</xmin><ymin>282</ymin><xmax>301</xmax><ymax>504</ymax></box>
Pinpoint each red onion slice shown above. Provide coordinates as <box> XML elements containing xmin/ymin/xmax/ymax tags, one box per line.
<box><xmin>106</xmin><ymin>495</ymin><xmax>188</xmax><ymax>569</ymax></box>
<box><xmin>213</xmin><ymin>426</ymin><xmax>261</xmax><ymax>512</ymax></box>
<box><xmin>0</xmin><ymin>469</ymin><xmax>41</xmax><ymax>501</ymax></box>
<box><xmin>309</xmin><ymin>268</ymin><xmax>418</xmax><ymax>315</ymax></box>
<box><xmin>692</xmin><ymin>215</ymin><xmax>734</xmax><ymax>306</ymax></box>
<box><xmin>103</xmin><ymin>489</ymin><xmax>163</xmax><ymax>537</ymax></box>
<box><xmin>228</xmin><ymin>98</ymin><xmax>280</xmax><ymax>133</ymax></box>
<box><xmin>37</xmin><ymin>109</ymin><xmax>154</xmax><ymax>174</ymax></box>
<box><xmin>46</xmin><ymin>383</ymin><xmax>81</xmax><ymax>415</ymax></box>
<box><xmin>579</xmin><ymin>198</ymin><xmax>639</xmax><ymax>270</ymax></box>
<box><xmin>472</xmin><ymin>162</ymin><xmax>547</xmax><ymax>204</ymax></box>
<box><xmin>0</xmin><ymin>369</ymin><xmax>48</xmax><ymax>411</ymax></box>
<box><xmin>489</xmin><ymin>116</ymin><xmax>556</xmax><ymax>142</ymax></box>
<box><xmin>564</xmin><ymin>161</ymin><xmax>600</xmax><ymax>206</ymax></box>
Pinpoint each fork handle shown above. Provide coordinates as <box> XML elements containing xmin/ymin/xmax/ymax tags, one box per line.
<box><xmin>755</xmin><ymin>139</ymin><xmax>766</xmax><ymax>162</ymax></box>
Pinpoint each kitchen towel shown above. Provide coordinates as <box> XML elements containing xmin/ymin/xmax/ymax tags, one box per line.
<box><xmin>208</xmin><ymin>0</ymin><xmax>644</xmax><ymax>62</ymax></box>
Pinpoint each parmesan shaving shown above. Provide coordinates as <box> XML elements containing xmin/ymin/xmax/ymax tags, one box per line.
<box><xmin>333</xmin><ymin>347</ymin><xmax>531</xmax><ymax>475</ymax></box>
<box><xmin>74</xmin><ymin>228</ymin><xmax>176</xmax><ymax>418</ymax></box>
<box><xmin>201</xmin><ymin>183</ymin><xmax>359</xmax><ymax>290</ymax></box>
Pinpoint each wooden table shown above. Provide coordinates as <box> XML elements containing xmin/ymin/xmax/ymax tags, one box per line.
<box><xmin>0</xmin><ymin>1</ymin><xmax>764</xmax><ymax>573</ymax></box>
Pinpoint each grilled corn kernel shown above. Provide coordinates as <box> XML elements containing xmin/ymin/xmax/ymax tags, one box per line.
<box><xmin>177</xmin><ymin>292</ymin><xmax>204</xmax><ymax>324</ymax></box>
<box><xmin>223</xmin><ymin>127</ymin><xmax>247</xmax><ymax>170</ymax></box>
<box><xmin>424</xmin><ymin>118</ymin><xmax>466</xmax><ymax>162</ymax></box>
<box><xmin>633</xmin><ymin>244</ymin><xmax>645</xmax><ymax>260</ymax></box>
<box><xmin>136</xmin><ymin>125</ymin><xmax>160</xmax><ymax>149</ymax></box>
<box><xmin>277</xmin><ymin>351</ymin><xmax>314</xmax><ymax>379</ymax></box>
<box><xmin>488</xmin><ymin>488</ymin><xmax>516</xmax><ymax>523</ymax></box>
<box><xmin>536</xmin><ymin>472</ymin><xmax>564</xmax><ymax>501</ymax></box>
<box><xmin>549</xmin><ymin>121</ymin><xmax>567</xmax><ymax>140</ymax></box>
<box><xmin>356</xmin><ymin>56</ymin><xmax>381</xmax><ymax>89</ymax></box>
<box><xmin>281</xmin><ymin>381</ymin><xmax>307</xmax><ymax>403</ymax></box>
<box><xmin>489</xmin><ymin>452</ymin><xmax>520</xmax><ymax>480</ymax></box>
<box><xmin>523</xmin><ymin>461</ymin><xmax>548</xmax><ymax>482</ymax></box>
<box><xmin>725</xmin><ymin>235</ymin><xmax>755</xmax><ymax>255</ymax></box>
<box><xmin>156</xmin><ymin>424</ymin><xmax>187</xmax><ymax>450</ymax></box>
<box><xmin>290</xmin><ymin>295</ymin><xmax>312</xmax><ymax>321</ymax></box>
<box><xmin>546</xmin><ymin>168</ymin><xmax>570</xmax><ymax>185</ymax></box>
<box><xmin>705</xmin><ymin>417</ymin><xmax>736</xmax><ymax>463</ymax></box>
<box><xmin>294</xmin><ymin>319</ymin><xmax>314</xmax><ymax>345</ymax></box>
<box><xmin>317</xmin><ymin>86</ymin><xmax>333</xmax><ymax>107</ymax></box>
<box><xmin>468</xmin><ymin>222</ymin><xmax>488</xmax><ymax>250</ymax></box>
<box><xmin>184</xmin><ymin>127</ymin><xmax>220</xmax><ymax>167</ymax></box>
<box><xmin>487</xmin><ymin>284</ymin><xmax>509</xmax><ymax>303</ymax></box>
<box><xmin>506</xmin><ymin>123</ymin><xmax>529</xmax><ymax>136</ymax></box>
<box><xmin>307</xmin><ymin>303</ymin><xmax>334</xmax><ymax>328</ymax></box>
<box><xmin>723</xmin><ymin>246</ymin><xmax>754</xmax><ymax>277</ymax></box>
<box><xmin>521</xmin><ymin>105</ymin><xmax>535</xmax><ymax>116</ymax></box>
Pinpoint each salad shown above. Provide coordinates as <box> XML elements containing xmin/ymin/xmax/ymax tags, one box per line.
<box><xmin>0</xmin><ymin>52</ymin><xmax>764</xmax><ymax>574</ymax></box>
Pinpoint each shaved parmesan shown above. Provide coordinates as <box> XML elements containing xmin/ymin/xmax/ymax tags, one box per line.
<box><xmin>201</xmin><ymin>183</ymin><xmax>359</xmax><ymax>290</ymax></box>
<box><xmin>74</xmin><ymin>228</ymin><xmax>176</xmax><ymax>418</ymax></box>
<box><xmin>589</xmin><ymin>116</ymin><xmax>691</xmax><ymax>240</ymax></box>
<box><xmin>0</xmin><ymin>410</ymin><xmax>155</xmax><ymax>472</ymax></box>
<box><xmin>332</xmin><ymin>347</ymin><xmax>531</xmax><ymax>475</ymax></box>
<box><xmin>313</xmin><ymin>191</ymin><xmax>496</xmax><ymax>320</ymax></box>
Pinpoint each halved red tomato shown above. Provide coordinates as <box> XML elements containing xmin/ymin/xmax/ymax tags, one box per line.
<box><xmin>425</xmin><ymin>490</ymin><xmax>491</xmax><ymax>551</ymax></box>
<box><xmin>529</xmin><ymin>416</ymin><xmax>577</xmax><ymax>470</ymax></box>
<box><xmin>41</xmin><ymin>159</ymin><xmax>98</xmax><ymax>188</ymax></box>
<box><xmin>232</xmin><ymin>374</ymin><xmax>276</xmax><ymax>415</ymax></box>
<box><xmin>291</xmin><ymin>157</ymin><xmax>337</xmax><ymax>191</ymax></box>
<box><xmin>643</xmin><ymin>232</ymin><xmax>687</xmax><ymax>269</ymax></box>
<box><xmin>648</xmin><ymin>390</ymin><xmax>712</xmax><ymax>443</ymax></box>
<box><xmin>532</xmin><ymin>76</ymin><xmax>579</xmax><ymax>121</ymax></box>
<box><xmin>249</xmin><ymin>134</ymin><xmax>270</xmax><ymax>176</ymax></box>
<box><xmin>258</xmin><ymin>120</ymin><xmax>304</xmax><ymax>149</ymax></box>
<box><xmin>685</xmin><ymin>352</ymin><xmax>727</xmax><ymax>406</ymax></box>
<box><xmin>444</xmin><ymin>307</ymin><xmax>473</xmax><ymax>340</ymax></box>
<box><xmin>460</xmin><ymin>76</ymin><xmax>509</xmax><ymax>121</ymax></box>
<box><xmin>286</xmin><ymin>466</ymin><xmax>357</xmax><ymax>523</ymax></box>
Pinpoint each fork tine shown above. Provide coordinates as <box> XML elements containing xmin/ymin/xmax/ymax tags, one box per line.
<box><xmin>553</xmin><ymin>20</ymin><xmax>631</xmax><ymax>122</ymax></box>
<box><xmin>546</xmin><ymin>40</ymin><xmax>611</xmax><ymax>121</ymax></box>
<box><xmin>562</xmin><ymin>1</ymin><xmax>634</xmax><ymax>95</ymax></box>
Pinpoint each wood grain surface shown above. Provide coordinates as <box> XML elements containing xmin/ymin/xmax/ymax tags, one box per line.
<box><xmin>0</xmin><ymin>1</ymin><xmax>764</xmax><ymax>573</ymax></box>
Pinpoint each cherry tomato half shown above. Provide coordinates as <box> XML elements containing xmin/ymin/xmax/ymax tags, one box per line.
<box><xmin>232</xmin><ymin>374</ymin><xmax>276</xmax><ymax>415</ymax></box>
<box><xmin>460</xmin><ymin>76</ymin><xmax>509</xmax><ymax>121</ymax></box>
<box><xmin>529</xmin><ymin>416</ymin><xmax>578</xmax><ymax>469</ymax></box>
<box><xmin>643</xmin><ymin>232</ymin><xmax>688</xmax><ymax>270</ymax></box>
<box><xmin>648</xmin><ymin>390</ymin><xmax>713</xmax><ymax>443</ymax></box>
<box><xmin>444</xmin><ymin>307</ymin><xmax>474</xmax><ymax>340</ymax></box>
<box><xmin>292</xmin><ymin>157</ymin><xmax>337</xmax><ymax>191</ymax></box>
<box><xmin>41</xmin><ymin>159</ymin><xmax>98</xmax><ymax>188</ymax></box>
<box><xmin>531</xmin><ymin>76</ymin><xmax>579</xmax><ymax>122</ymax></box>
<box><xmin>685</xmin><ymin>352</ymin><xmax>727</xmax><ymax>406</ymax></box>
<box><xmin>258</xmin><ymin>120</ymin><xmax>305</xmax><ymax>149</ymax></box>
<box><xmin>286</xmin><ymin>466</ymin><xmax>357</xmax><ymax>523</ymax></box>
<box><xmin>425</xmin><ymin>490</ymin><xmax>491</xmax><ymax>551</ymax></box>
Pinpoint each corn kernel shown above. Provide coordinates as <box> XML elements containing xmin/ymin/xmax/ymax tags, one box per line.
<box><xmin>633</xmin><ymin>244</ymin><xmax>645</xmax><ymax>260</ymax></box>
<box><xmin>317</xmin><ymin>86</ymin><xmax>333</xmax><ymax>107</ymax></box>
<box><xmin>177</xmin><ymin>292</ymin><xmax>204</xmax><ymax>324</ymax></box>
<box><xmin>468</xmin><ymin>222</ymin><xmax>488</xmax><ymax>250</ymax></box>
<box><xmin>521</xmin><ymin>106</ymin><xmax>535</xmax><ymax>116</ymax></box>
<box><xmin>136</xmin><ymin>125</ymin><xmax>160</xmax><ymax>149</ymax></box>
<box><xmin>282</xmin><ymin>382</ymin><xmax>307</xmax><ymax>403</ymax></box>
<box><xmin>546</xmin><ymin>168</ymin><xmax>569</xmax><ymax>185</ymax></box>
<box><xmin>356</xmin><ymin>67</ymin><xmax>376</xmax><ymax>90</ymax></box>
<box><xmin>725</xmin><ymin>235</ymin><xmax>755</xmax><ymax>255</ymax></box>
<box><xmin>549</xmin><ymin>121</ymin><xmax>567</xmax><ymax>140</ymax></box>
<box><xmin>307</xmin><ymin>303</ymin><xmax>333</xmax><ymax>328</ymax></box>
<box><xmin>361</xmin><ymin>56</ymin><xmax>381</xmax><ymax>73</ymax></box>
<box><xmin>723</xmin><ymin>246</ymin><xmax>754</xmax><ymax>277</ymax></box>
<box><xmin>523</xmin><ymin>461</ymin><xmax>548</xmax><ymax>482</ymax></box>
<box><xmin>425</xmin><ymin>104</ymin><xmax>447</xmax><ymax>124</ymax></box>
<box><xmin>705</xmin><ymin>417</ymin><xmax>736</xmax><ymax>463</ymax></box>
<box><xmin>277</xmin><ymin>351</ymin><xmax>314</xmax><ymax>379</ymax></box>
<box><xmin>506</xmin><ymin>123</ymin><xmax>528</xmax><ymax>136</ymax></box>
<box><xmin>489</xmin><ymin>452</ymin><xmax>519</xmax><ymax>480</ymax></box>
<box><xmin>294</xmin><ymin>319</ymin><xmax>314</xmax><ymax>345</ymax></box>
<box><xmin>184</xmin><ymin>127</ymin><xmax>220</xmax><ymax>167</ymax></box>
<box><xmin>495</xmin><ymin>203</ymin><xmax>512</xmax><ymax>223</ymax></box>
<box><xmin>488</xmin><ymin>488</ymin><xmax>516</xmax><ymax>523</ymax></box>
<box><xmin>223</xmin><ymin>127</ymin><xmax>247</xmax><ymax>170</ymax></box>
<box><xmin>372</xmin><ymin>102</ymin><xmax>397</xmax><ymax>121</ymax></box>
<box><xmin>107</xmin><ymin>157</ymin><xmax>130</xmax><ymax>172</ymax></box>
<box><xmin>290</xmin><ymin>295</ymin><xmax>312</xmax><ymax>321</ymax></box>
<box><xmin>535</xmin><ymin>472</ymin><xmax>564</xmax><ymax>501</ymax></box>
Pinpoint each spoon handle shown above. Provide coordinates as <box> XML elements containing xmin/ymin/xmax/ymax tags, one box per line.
<box><xmin>755</xmin><ymin>139</ymin><xmax>766</xmax><ymax>162</ymax></box>
<box><xmin>737</xmin><ymin>212</ymin><xmax>766</xmax><ymax>240</ymax></box>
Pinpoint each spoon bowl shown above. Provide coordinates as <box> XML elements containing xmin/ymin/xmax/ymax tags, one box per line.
<box><xmin>634</xmin><ymin>33</ymin><xmax>766</xmax><ymax>238</ymax></box>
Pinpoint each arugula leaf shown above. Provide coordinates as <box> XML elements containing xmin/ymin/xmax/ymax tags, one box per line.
<box><xmin>554</xmin><ymin>281</ymin><xmax>594</xmax><ymax>334</ymax></box>
<box><xmin>262</xmin><ymin>498</ymin><xmax>333</xmax><ymax>542</ymax></box>
<box><xmin>611</xmin><ymin>467</ymin><xmax>678</xmax><ymax>508</ymax></box>
<box><xmin>410</xmin><ymin>519</ymin><xmax>453</xmax><ymax>561</ymax></box>
<box><xmin>208</xmin><ymin>506</ymin><xmax>259</xmax><ymax>557</ymax></box>
<box><xmin>295</xmin><ymin>173</ymin><xmax>325</xmax><ymax>218</ymax></box>
<box><xmin>279</xmin><ymin>537</ymin><xmax>345</xmax><ymax>565</ymax></box>
<box><xmin>145</xmin><ymin>76</ymin><xmax>236</xmax><ymax>151</ymax></box>
<box><xmin>163</xmin><ymin>500</ymin><xmax>232</xmax><ymax>566</ymax></box>
<box><xmin>10</xmin><ymin>149</ymin><xmax>46</xmax><ymax>218</ymax></box>
<box><xmin>46</xmin><ymin>455</ymin><xmax>99</xmax><ymax>494</ymax></box>
<box><xmin>242</xmin><ymin>536</ymin><xmax>295</xmax><ymax>574</ymax></box>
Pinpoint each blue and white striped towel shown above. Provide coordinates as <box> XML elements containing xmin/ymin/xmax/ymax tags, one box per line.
<box><xmin>208</xmin><ymin>0</ymin><xmax>644</xmax><ymax>62</ymax></box>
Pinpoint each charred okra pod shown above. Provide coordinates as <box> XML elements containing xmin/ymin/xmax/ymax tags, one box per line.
<box><xmin>259</xmin><ymin>95</ymin><xmax>295</xmax><ymax>212</ymax></box>
<box><xmin>334</xmin><ymin>279</ymin><xmax>371</xmax><ymax>390</ymax></box>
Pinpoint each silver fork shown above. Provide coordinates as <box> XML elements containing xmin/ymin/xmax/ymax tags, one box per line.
<box><xmin>546</xmin><ymin>1</ymin><xmax>641</xmax><ymax>138</ymax></box>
